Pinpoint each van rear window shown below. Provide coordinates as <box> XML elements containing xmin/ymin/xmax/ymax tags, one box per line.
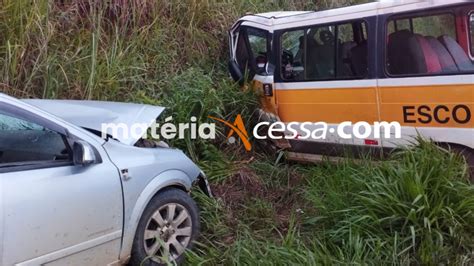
<box><xmin>386</xmin><ymin>13</ymin><xmax>474</xmax><ymax>76</ymax></box>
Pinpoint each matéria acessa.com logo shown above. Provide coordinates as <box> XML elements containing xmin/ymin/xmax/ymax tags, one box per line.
<box><xmin>101</xmin><ymin>115</ymin><xmax>402</xmax><ymax>151</ymax></box>
<box><xmin>208</xmin><ymin>115</ymin><xmax>402</xmax><ymax>152</ymax></box>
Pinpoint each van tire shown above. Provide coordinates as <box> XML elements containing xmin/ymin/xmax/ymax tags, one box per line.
<box><xmin>454</xmin><ymin>146</ymin><xmax>474</xmax><ymax>181</ymax></box>
<box><xmin>439</xmin><ymin>143</ymin><xmax>474</xmax><ymax>181</ymax></box>
<box><xmin>129</xmin><ymin>188</ymin><xmax>200</xmax><ymax>266</ymax></box>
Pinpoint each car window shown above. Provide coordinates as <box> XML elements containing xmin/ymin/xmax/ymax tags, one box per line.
<box><xmin>386</xmin><ymin>12</ymin><xmax>474</xmax><ymax>76</ymax></box>
<box><xmin>0</xmin><ymin>112</ymin><xmax>71</xmax><ymax>166</ymax></box>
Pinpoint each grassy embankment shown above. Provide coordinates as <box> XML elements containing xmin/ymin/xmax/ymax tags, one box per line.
<box><xmin>1</xmin><ymin>0</ymin><xmax>472</xmax><ymax>264</ymax></box>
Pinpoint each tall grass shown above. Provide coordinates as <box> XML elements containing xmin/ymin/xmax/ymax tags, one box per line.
<box><xmin>2</xmin><ymin>0</ymin><xmax>224</xmax><ymax>98</ymax></box>
<box><xmin>0</xmin><ymin>0</ymin><xmax>370</xmax><ymax>99</ymax></box>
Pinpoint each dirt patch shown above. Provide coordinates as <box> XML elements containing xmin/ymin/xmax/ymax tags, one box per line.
<box><xmin>211</xmin><ymin>164</ymin><xmax>312</xmax><ymax>237</ymax></box>
<box><xmin>212</xmin><ymin>166</ymin><xmax>266</xmax><ymax>207</ymax></box>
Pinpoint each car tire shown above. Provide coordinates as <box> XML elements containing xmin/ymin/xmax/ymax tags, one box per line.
<box><xmin>129</xmin><ymin>188</ymin><xmax>200</xmax><ymax>266</ymax></box>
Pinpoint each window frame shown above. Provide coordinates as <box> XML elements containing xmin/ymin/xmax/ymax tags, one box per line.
<box><xmin>0</xmin><ymin>102</ymin><xmax>75</xmax><ymax>173</ymax></box>
<box><xmin>277</xmin><ymin>18</ymin><xmax>369</xmax><ymax>82</ymax></box>
<box><xmin>383</xmin><ymin>8</ymin><xmax>474</xmax><ymax>78</ymax></box>
<box><xmin>469</xmin><ymin>11</ymin><xmax>474</xmax><ymax>59</ymax></box>
<box><xmin>0</xmin><ymin>160</ymin><xmax>75</xmax><ymax>174</ymax></box>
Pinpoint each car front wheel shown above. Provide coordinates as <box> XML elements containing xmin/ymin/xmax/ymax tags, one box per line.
<box><xmin>130</xmin><ymin>188</ymin><xmax>200</xmax><ymax>265</ymax></box>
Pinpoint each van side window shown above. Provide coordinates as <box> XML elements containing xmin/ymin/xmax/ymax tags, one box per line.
<box><xmin>388</xmin><ymin>19</ymin><xmax>411</xmax><ymax>34</ymax></box>
<box><xmin>470</xmin><ymin>13</ymin><xmax>474</xmax><ymax>57</ymax></box>
<box><xmin>307</xmin><ymin>25</ymin><xmax>337</xmax><ymax>80</ymax></box>
<box><xmin>281</xmin><ymin>30</ymin><xmax>305</xmax><ymax>80</ymax></box>
<box><xmin>280</xmin><ymin>21</ymin><xmax>368</xmax><ymax>81</ymax></box>
<box><xmin>387</xmin><ymin>13</ymin><xmax>474</xmax><ymax>76</ymax></box>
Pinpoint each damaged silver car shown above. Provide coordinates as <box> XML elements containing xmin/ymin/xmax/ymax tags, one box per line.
<box><xmin>0</xmin><ymin>93</ymin><xmax>211</xmax><ymax>265</ymax></box>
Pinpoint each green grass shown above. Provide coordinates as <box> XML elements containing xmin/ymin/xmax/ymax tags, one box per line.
<box><xmin>1</xmin><ymin>0</ymin><xmax>472</xmax><ymax>265</ymax></box>
<box><xmin>190</xmin><ymin>141</ymin><xmax>473</xmax><ymax>265</ymax></box>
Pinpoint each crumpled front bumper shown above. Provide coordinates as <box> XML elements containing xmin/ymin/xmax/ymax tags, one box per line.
<box><xmin>195</xmin><ymin>170</ymin><xmax>213</xmax><ymax>197</ymax></box>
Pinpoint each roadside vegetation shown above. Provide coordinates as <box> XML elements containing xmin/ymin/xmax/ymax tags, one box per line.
<box><xmin>1</xmin><ymin>0</ymin><xmax>472</xmax><ymax>265</ymax></box>
<box><xmin>189</xmin><ymin>139</ymin><xmax>473</xmax><ymax>265</ymax></box>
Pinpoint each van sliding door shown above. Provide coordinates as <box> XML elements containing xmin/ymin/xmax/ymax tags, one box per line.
<box><xmin>274</xmin><ymin>18</ymin><xmax>380</xmax><ymax>155</ymax></box>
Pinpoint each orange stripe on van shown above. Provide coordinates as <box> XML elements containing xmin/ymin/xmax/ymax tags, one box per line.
<box><xmin>378</xmin><ymin>84</ymin><xmax>473</xmax><ymax>128</ymax></box>
<box><xmin>275</xmin><ymin>84</ymin><xmax>474</xmax><ymax>128</ymax></box>
<box><xmin>276</xmin><ymin>87</ymin><xmax>379</xmax><ymax>123</ymax></box>
<box><xmin>379</xmin><ymin>84</ymin><xmax>473</xmax><ymax>103</ymax></box>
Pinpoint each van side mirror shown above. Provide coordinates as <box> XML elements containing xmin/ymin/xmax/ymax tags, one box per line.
<box><xmin>228</xmin><ymin>60</ymin><xmax>244</xmax><ymax>86</ymax></box>
<box><xmin>73</xmin><ymin>141</ymin><xmax>97</xmax><ymax>166</ymax></box>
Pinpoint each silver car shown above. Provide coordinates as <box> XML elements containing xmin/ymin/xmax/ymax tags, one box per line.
<box><xmin>0</xmin><ymin>93</ymin><xmax>211</xmax><ymax>265</ymax></box>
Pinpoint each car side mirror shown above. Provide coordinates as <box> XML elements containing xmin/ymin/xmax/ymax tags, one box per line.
<box><xmin>73</xmin><ymin>141</ymin><xmax>97</xmax><ymax>166</ymax></box>
<box><xmin>228</xmin><ymin>60</ymin><xmax>244</xmax><ymax>86</ymax></box>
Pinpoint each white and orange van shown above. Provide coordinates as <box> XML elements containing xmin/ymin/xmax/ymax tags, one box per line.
<box><xmin>228</xmin><ymin>0</ymin><xmax>474</xmax><ymax>167</ymax></box>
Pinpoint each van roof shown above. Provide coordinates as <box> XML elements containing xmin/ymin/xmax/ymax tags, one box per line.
<box><xmin>237</xmin><ymin>0</ymin><xmax>472</xmax><ymax>28</ymax></box>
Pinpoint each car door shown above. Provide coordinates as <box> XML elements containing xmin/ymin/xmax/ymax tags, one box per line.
<box><xmin>0</xmin><ymin>101</ymin><xmax>123</xmax><ymax>265</ymax></box>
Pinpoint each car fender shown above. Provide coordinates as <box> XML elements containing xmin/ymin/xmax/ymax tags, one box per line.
<box><xmin>119</xmin><ymin>169</ymin><xmax>194</xmax><ymax>261</ymax></box>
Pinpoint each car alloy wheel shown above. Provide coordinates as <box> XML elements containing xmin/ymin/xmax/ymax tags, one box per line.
<box><xmin>130</xmin><ymin>188</ymin><xmax>200</xmax><ymax>266</ymax></box>
<box><xmin>143</xmin><ymin>203</ymin><xmax>193</xmax><ymax>263</ymax></box>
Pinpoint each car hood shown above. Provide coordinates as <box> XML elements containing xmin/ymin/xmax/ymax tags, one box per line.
<box><xmin>23</xmin><ymin>99</ymin><xmax>165</xmax><ymax>146</ymax></box>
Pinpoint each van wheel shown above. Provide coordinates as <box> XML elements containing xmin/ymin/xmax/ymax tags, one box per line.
<box><xmin>129</xmin><ymin>188</ymin><xmax>200</xmax><ymax>266</ymax></box>
<box><xmin>454</xmin><ymin>147</ymin><xmax>474</xmax><ymax>182</ymax></box>
<box><xmin>441</xmin><ymin>143</ymin><xmax>474</xmax><ymax>182</ymax></box>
